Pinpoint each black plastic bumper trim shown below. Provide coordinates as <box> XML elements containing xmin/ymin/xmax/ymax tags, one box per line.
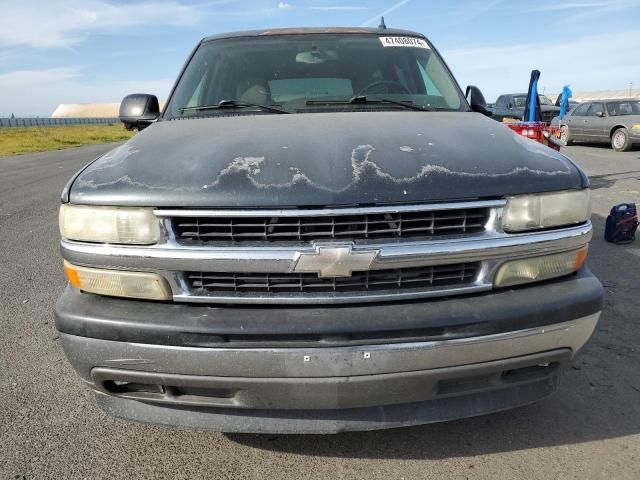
<box><xmin>90</xmin><ymin>350</ymin><xmax>570</xmax><ymax>410</ymax></box>
<box><xmin>95</xmin><ymin>373</ymin><xmax>561</xmax><ymax>434</ymax></box>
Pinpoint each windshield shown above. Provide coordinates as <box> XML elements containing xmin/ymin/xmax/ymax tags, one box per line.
<box><xmin>512</xmin><ymin>96</ymin><xmax>527</xmax><ymax>107</ymax></box>
<box><xmin>607</xmin><ymin>100</ymin><xmax>640</xmax><ymax>116</ymax></box>
<box><xmin>512</xmin><ymin>95</ymin><xmax>553</xmax><ymax>107</ymax></box>
<box><xmin>538</xmin><ymin>95</ymin><xmax>554</xmax><ymax>106</ymax></box>
<box><xmin>165</xmin><ymin>34</ymin><xmax>465</xmax><ymax>118</ymax></box>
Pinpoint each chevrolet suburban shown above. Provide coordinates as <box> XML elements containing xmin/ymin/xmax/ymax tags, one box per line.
<box><xmin>55</xmin><ymin>27</ymin><xmax>603</xmax><ymax>434</ymax></box>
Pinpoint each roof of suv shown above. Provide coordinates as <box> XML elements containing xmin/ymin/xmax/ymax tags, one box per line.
<box><xmin>202</xmin><ymin>27</ymin><xmax>425</xmax><ymax>43</ymax></box>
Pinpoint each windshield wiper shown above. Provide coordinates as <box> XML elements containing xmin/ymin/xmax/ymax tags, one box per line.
<box><xmin>306</xmin><ymin>95</ymin><xmax>433</xmax><ymax>111</ymax></box>
<box><xmin>180</xmin><ymin>100</ymin><xmax>291</xmax><ymax>114</ymax></box>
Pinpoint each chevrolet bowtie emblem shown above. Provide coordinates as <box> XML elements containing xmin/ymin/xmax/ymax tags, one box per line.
<box><xmin>292</xmin><ymin>245</ymin><xmax>380</xmax><ymax>278</ymax></box>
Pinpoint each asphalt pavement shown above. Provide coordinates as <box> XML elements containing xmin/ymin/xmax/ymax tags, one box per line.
<box><xmin>1</xmin><ymin>143</ymin><xmax>639</xmax><ymax>479</ymax></box>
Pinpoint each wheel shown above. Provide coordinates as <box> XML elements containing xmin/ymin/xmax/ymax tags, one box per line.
<box><xmin>560</xmin><ymin>125</ymin><xmax>573</xmax><ymax>146</ymax></box>
<box><xmin>358</xmin><ymin>80</ymin><xmax>411</xmax><ymax>96</ymax></box>
<box><xmin>611</xmin><ymin>127</ymin><xmax>632</xmax><ymax>152</ymax></box>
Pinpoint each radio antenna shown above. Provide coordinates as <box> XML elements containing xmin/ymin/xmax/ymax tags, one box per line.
<box><xmin>379</xmin><ymin>16</ymin><xmax>387</xmax><ymax>29</ymax></box>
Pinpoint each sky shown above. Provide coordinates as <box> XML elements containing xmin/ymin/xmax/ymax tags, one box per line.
<box><xmin>0</xmin><ymin>0</ymin><xmax>639</xmax><ymax>116</ymax></box>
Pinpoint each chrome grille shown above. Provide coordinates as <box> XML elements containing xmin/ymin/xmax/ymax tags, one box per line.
<box><xmin>186</xmin><ymin>263</ymin><xmax>479</xmax><ymax>296</ymax></box>
<box><xmin>171</xmin><ymin>207</ymin><xmax>489</xmax><ymax>244</ymax></box>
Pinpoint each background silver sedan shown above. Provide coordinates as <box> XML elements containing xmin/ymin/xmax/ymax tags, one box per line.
<box><xmin>553</xmin><ymin>99</ymin><xmax>640</xmax><ymax>152</ymax></box>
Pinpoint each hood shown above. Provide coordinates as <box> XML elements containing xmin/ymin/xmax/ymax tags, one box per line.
<box><xmin>69</xmin><ymin>111</ymin><xmax>585</xmax><ymax>207</ymax></box>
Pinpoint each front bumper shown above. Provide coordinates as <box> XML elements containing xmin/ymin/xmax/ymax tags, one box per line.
<box><xmin>55</xmin><ymin>269</ymin><xmax>603</xmax><ymax>433</ymax></box>
<box><xmin>93</xmin><ymin>350</ymin><xmax>570</xmax><ymax>434</ymax></box>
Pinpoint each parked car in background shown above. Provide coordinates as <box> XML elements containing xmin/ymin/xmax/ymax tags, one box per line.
<box><xmin>491</xmin><ymin>93</ymin><xmax>560</xmax><ymax>123</ymax></box>
<box><xmin>553</xmin><ymin>99</ymin><xmax>640</xmax><ymax>152</ymax></box>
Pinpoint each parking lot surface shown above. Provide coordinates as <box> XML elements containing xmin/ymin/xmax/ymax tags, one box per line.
<box><xmin>1</xmin><ymin>143</ymin><xmax>639</xmax><ymax>479</ymax></box>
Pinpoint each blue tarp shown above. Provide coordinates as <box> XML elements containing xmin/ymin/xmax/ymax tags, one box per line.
<box><xmin>524</xmin><ymin>70</ymin><xmax>542</xmax><ymax>122</ymax></box>
<box><xmin>559</xmin><ymin>85</ymin><xmax>573</xmax><ymax>119</ymax></box>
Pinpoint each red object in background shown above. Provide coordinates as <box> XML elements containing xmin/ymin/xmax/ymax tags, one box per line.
<box><xmin>504</xmin><ymin>121</ymin><xmax>562</xmax><ymax>151</ymax></box>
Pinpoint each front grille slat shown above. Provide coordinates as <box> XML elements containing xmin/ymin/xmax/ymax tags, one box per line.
<box><xmin>172</xmin><ymin>206</ymin><xmax>489</xmax><ymax>244</ymax></box>
<box><xmin>186</xmin><ymin>263</ymin><xmax>479</xmax><ymax>296</ymax></box>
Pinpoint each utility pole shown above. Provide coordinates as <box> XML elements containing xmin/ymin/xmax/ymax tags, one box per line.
<box><xmin>630</xmin><ymin>82</ymin><xmax>633</xmax><ymax>97</ymax></box>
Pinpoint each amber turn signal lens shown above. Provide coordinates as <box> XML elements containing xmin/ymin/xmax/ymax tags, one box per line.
<box><xmin>573</xmin><ymin>246</ymin><xmax>588</xmax><ymax>271</ymax></box>
<box><xmin>63</xmin><ymin>261</ymin><xmax>172</xmax><ymax>301</ymax></box>
<box><xmin>64</xmin><ymin>262</ymin><xmax>82</xmax><ymax>289</ymax></box>
<box><xmin>494</xmin><ymin>246</ymin><xmax>588</xmax><ymax>288</ymax></box>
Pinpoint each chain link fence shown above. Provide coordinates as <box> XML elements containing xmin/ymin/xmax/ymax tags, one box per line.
<box><xmin>0</xmin><ymin>117</ymin><xmax>120</xmax><ymax>128</ymax></box>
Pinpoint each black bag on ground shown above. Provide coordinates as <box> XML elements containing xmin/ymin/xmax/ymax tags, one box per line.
<box><xmin>604</xmin><ymin>203</ymin><xmax>639</xmax><ymax>244</ymax></box>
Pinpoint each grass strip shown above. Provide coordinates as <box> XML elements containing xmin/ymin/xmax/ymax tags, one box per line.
<box><xmin>0</xmin><ymin>124</ymin><xmax>134</xmax><ymax>156</ymax></box>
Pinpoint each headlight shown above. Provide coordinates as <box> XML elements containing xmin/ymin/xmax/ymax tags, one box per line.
<box><xmin>64</xmin><ymin>261</ymin><xmax>171</xmax><ymax>300</ymax></box>
<box><xmin>502</xmin><ymin>189</ymin><xmax>591</xmax><ymax>232</ymax></box>
<box><xmin>494</xmin><ymin>247</ymin><xmax>588</xmax><ymax>288</ymax></box>
<box><xmin>59</xmin><ymin>204</ymin><xmax>159</xmax><ymax>244</ymax></box>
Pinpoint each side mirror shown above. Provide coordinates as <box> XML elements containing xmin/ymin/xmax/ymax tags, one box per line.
<box><xmin>119</xmin><ymin>94</ymin><xmax>160</xmax><ymax>131</ymax></box>
<box><xmin>595</xmin><ymin>111</ymin><xmax>605</xmax><ymax>118</ymax></box>
<box><xmin>465</xmin><ymin>85</ymin><xmax>492</xmax><ymax>117</ymax></box>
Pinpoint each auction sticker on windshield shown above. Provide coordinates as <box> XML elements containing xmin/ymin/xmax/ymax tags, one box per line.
<box><xmin>379</xmin><ymin>36</ymin><xmax>429</xmax><ymax>49</ymax></box>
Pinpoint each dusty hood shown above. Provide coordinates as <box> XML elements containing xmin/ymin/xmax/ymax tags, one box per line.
<box><xmin>69</xmin><ymin>111</ymin><xmax>585</xmax><ymax>207</ymax></box>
